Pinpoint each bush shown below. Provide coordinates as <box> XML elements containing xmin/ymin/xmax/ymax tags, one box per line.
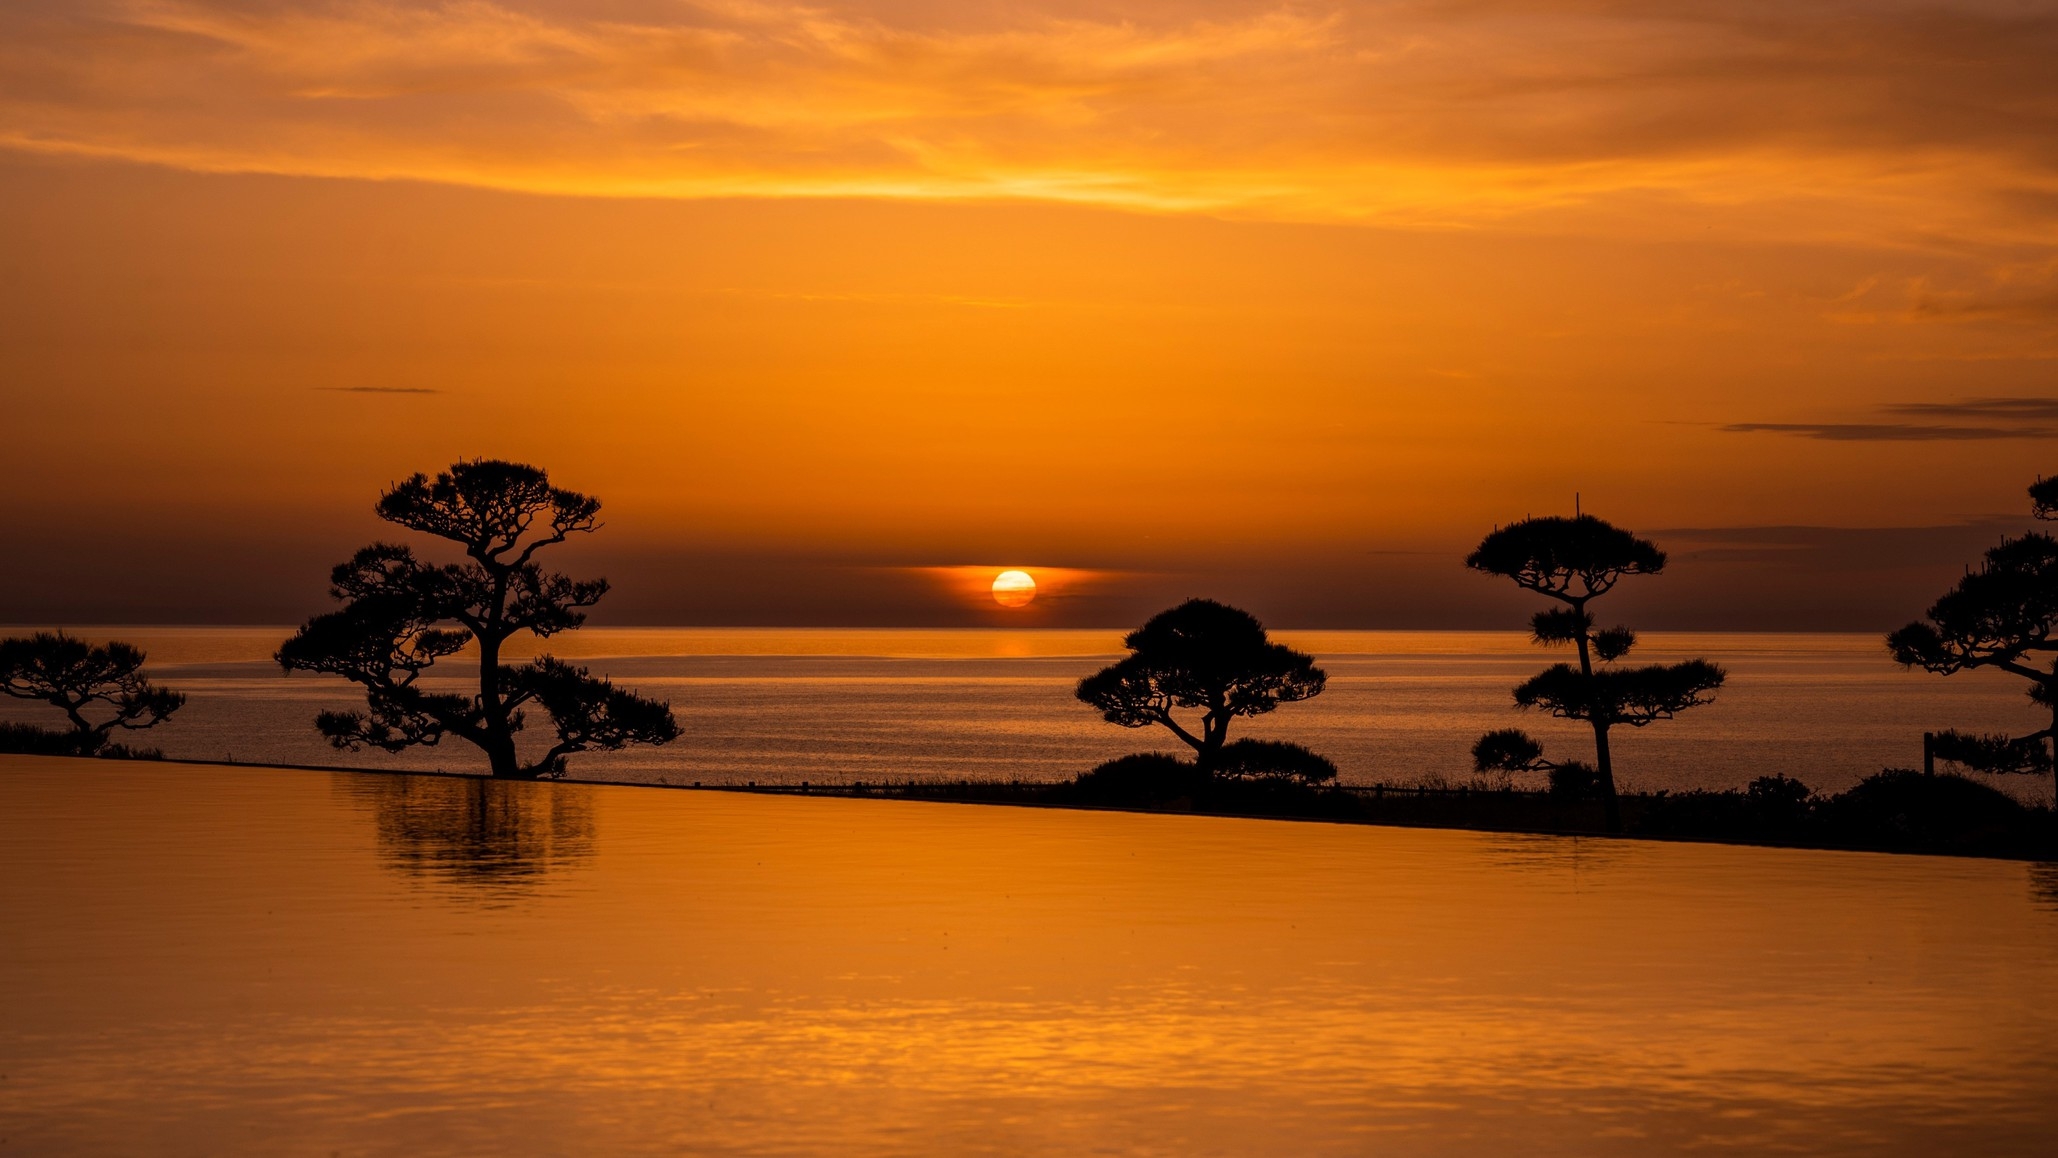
<box><xmin>1549</xmin><ymin>761</ymin><xmax>1601</xmax><ymax>801</ymax></box>
<box><xmin>1213</xmin><ymin>739</ymin><xmax>1338</xmax><ymax>783</ymax></box>
<box><xmin>0</xmin><ymin>722</ymin><xmax>87</xmax><ymax>755</ymax></box>
<box><xmin>1817</xmin><ymin>769</ymin><xmax>2031</xmax><ymax>852</ymax></box>
<box><xmin>1745</xmin><ymin>774</ymin><xmax>1814</xmax><ymax>826</ymax></box>
<box><xmin>1472</xmin><ymin>728</ymin><xmax>1545</xmax><ymax>773</ymax></box>
<box><xmin>0</xmin><ymin>723</ymin><xmax>164</xmax><ymax>759</ymax></box>
<box><xmin>1064</xmin><ymin>752</ymin><xmax>1206</xmax><ymax>806</ymax></box>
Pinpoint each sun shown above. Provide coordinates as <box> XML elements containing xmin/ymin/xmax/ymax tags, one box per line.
<box><xmin>991</xmin><ymin>570</ymin><xmax>1037</xmax><ymax>608</ymax></box>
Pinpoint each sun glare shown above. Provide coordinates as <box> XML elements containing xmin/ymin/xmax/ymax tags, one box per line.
<box><xmin>991</xmin><ymin>570</ymin><xmax>1037</xmax><ymax>608</ymax></box>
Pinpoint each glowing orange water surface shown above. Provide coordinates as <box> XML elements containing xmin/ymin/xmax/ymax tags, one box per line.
<box><xmin>2</xmin><ymin>756</ymin><xmax>2054</xmax><ymax>1155</ymax></box>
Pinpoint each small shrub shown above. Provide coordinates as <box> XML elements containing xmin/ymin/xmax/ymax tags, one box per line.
<box><xmin>1745</xmin><ymin>774</ymin><xmax>1814</xmax><ymax>825</ymax></box>
<box><xmin>1473</xmin><ymin>728</ymin><xmax>1546</xmax><ymax>772</ymax></box>
<box><xmin>1549</xmin><ymin>761</ymin><xmax>1601</xmax><ymax>801</ymax></box>
<box><xmin>1818</xmin><ymin>769</ymin><xmax>2031</xmax><ymax>852</ymax></box>
<box><xmin>0</xmin><ymin>722</ymin><xmax>88</xmax><ymax>755</ymax></box>
<box><xmin>0</xmin><ymin>722</ymin><xmax>165</xmax><ymax>759</ymax></box>
<box><xmin>1065</xmin><ymin>752</ymin><xmax>1205</xmax><ymax>806</ymax></box>
<box><xmin>1213</xmin><ymin>739</ymin><xmax>1338</xmax><ymax>783</ymax></box>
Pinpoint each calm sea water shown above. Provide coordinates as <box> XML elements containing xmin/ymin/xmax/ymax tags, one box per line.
<box><xmin>3</xmin><ymin>758</ymin><xmax>2053</xmax><ymax>1155</ymax></box>
<box><xmin>2</xmin><ymin>628</ymin><xmax>2051</xmax><ymax>801</ymax></box>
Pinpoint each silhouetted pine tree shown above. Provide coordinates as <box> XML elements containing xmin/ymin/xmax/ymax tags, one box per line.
<box><xmin>1076</xmin><ymin>599</ymin><xmax>1326</xmax><ymax>772</ymax></box>
<box><xmin>1467</xmin><ymin>514</ymin><xmax>1725</xmax><ymax>830</ymax></box>
<box><xmin>278</xmin><ymin>460</ymin><xmax>678</xmax><ymax>778</ymax></box>
<box><xmin>0</xmin><ymin>632</ymin><xmax>184</xmax><ymax>756</ymax></box>
<box><xmin>1890</xmin><ymin>477</ymin><xmax>2058</xmax><ymax>800</ymax></box>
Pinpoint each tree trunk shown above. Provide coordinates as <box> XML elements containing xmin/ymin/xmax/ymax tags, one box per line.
<box><xmin>59</xmin><ymin>696</ymin><xmax>94</xmax><ymax>737</ymax></box>
<box><xmin>1193</xmin><ymin>710</ymin><xmax>1230</xmax><ymax>774</ymax></box>
<box><xmin>476</xmin><ymin>632</ymin><xmax>523</xmax><ymax>778</ymax></box>
<box><xmin>1593</xmin><ymin>721</ymin><xmax>1621</xmax><ymax>832</ymax></box>
<box><xmin>1571</xmin><ymin>598</ymin><xmax>1620</xmax><ymax>832</ymax></box>
<box><xmin>2048</xmin><ymin>702</ymin><xmax>2058</xmax><ymax>809</ymax></box>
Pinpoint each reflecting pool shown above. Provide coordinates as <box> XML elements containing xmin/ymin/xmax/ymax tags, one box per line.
<box><xmin>3</xmin><ymin>756</ymin><xmax>2054</xmax><ymax>1155</ymax></box>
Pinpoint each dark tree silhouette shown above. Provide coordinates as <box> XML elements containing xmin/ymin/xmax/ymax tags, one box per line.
<box><xmin>0</xmin><ymin>632</ymin><xmax>185</xmax><ymax>755</ymax></box>
<box><xmin>1472</xmin><ymin>727</ymin><xmax>1552</xmax><ymax>775</ymax></box>
<box><xmin>278</xmin><ymin>460</ymin><xmax>679</xmax><ymax>779</ymax></box>
<box><xmin>2032</xmin><ymin>475</ymin><xmax>2058</xmax><ymax>521</ymax></box>
<box><xmin>1890</xmin><ymin>478</ymin><xmax>2058</xmax><ymax>799</ymax></box>
<box><xmin>1471</xmin><ymin>728</ymin><xmax>1603</xmax><ymax>799</ymax></box>
<box><xmin>1467</xmin><ymin>514</ymin><xmax>1726</xmax><ymax>829</ymax></box>
<box><xmin>1076</xmin><ymin>599</ymin><xmax>1325</xmax><ymax>771</ymax></box>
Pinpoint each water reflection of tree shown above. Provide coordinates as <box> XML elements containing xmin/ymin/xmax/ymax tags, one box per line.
<box><xmin>2031</xmin><ymin>862</ymin><xmax>2058</xmax><ymax>913</ymax></box>
<box><xmin>338</xmin><ymin>773</ymin><xmax>596</xmax><ymax>892</ymax></box>
<box><xmin>1481</xmin><ymin>833</ymin><xmax>1630</xmax><ymax>879</ymax></box>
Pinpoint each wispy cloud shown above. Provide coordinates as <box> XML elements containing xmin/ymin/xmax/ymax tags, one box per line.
<box><xmin>1724</xmin><ymin>397</ymin><xmax>2058</xmax><ymax>441</ymax></box>
<box><xmin>316</xmin><ymin>385</ymin><xmax>441</xmax><ymax>394</ymax></box>
<box><xmin>1909</xmin><ymin>258</ymin><xmax>2058</xmax><ymax>321</ymax></box>
<box><xmin>0</xmin><ymin>1</ymin><xmax>2054</xmax><ymax>241</ymax></box>
<box><xmin>1885</xmin><ymin>398</ymin><xmax>2058</xmax><ymax>420</ymax></box>
<box><xmin>1721</xmin><ymin>421</ymin><xmax>2054</xmax><ymax>442</ymax></box>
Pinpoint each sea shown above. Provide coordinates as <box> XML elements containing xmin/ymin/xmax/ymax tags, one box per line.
<box><xmin>5</xmin><ymin>627</ymin><xmax>2051</xmax><ymax>802</ymax></box>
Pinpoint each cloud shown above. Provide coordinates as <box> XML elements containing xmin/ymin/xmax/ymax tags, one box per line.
<box><xmin>1724</xmin><ymin>396</ymin><xmax>2058</xmax><ymax>441</ymax></box>
<box><xmin>1884</xmin><ymin>397</ymin><xmax>2058</xmax><ymax>420</ymax></box>
<box><xmin>1721</xmin><ymin>421</ymin><xmax>2055</xmax><ymax>442</ymax></box>
<box><xmin>1909</xmin><ymin>264</ymin><xmax>2058</xmax><ymax>322</ymax></box>
<box><xmin>0</xmin><ymin>1</ymin><xmax>2054</xmax><ymax>241</ymax></box>
<box><xmin>316</xmin><ymin>385</ymin><xmax>441</xmax><ymax>394</ymax></box>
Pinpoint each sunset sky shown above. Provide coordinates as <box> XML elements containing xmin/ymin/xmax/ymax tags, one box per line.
<box><xmin>3</xmin><ymin>0</ymin><xmax>2056</xmax><ymax>627</ymax></box>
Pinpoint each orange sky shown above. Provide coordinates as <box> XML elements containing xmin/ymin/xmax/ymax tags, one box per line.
<box><xmin>2</xmin><ymin>1</ymin><xmax>2056</xmax><ymax>626</ymax></box>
